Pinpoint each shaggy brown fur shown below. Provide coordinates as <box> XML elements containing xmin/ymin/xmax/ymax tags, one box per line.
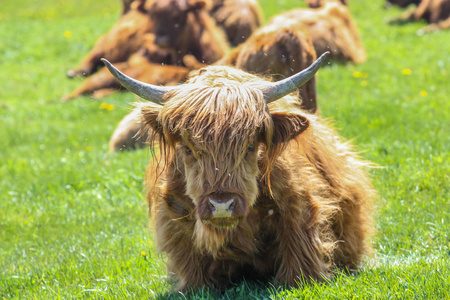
<box><xmin>139</xmin><ymin>66</ymin><xmax>375</xmax><ymax>290</ymax></box>
<box><xmin>67</xmin><ymin>0</ymin><xmax>152</xmax><ymax>77</ymax></box>
<box><xmin>109</xmin><ymin>109</ymin><xmax>147</xmax><ymax>152</ymax></box>
<box><xmin>209</xmin><ymin>0</ymin><xmax>264</xmax><ymax>46</ymax></box>
<box><xmin>216</xmin><ymin>23</ymin><xmax>319</xmax><ymax>113</ymax></box>
<box><xmin>62</xmin><ymin>50</ymin><xmax>190</xmax><ymax>101</ymax></box>
<box><xmin>268</xmin><ymin>0</ymin><xmax>366</xmax><ymax>64</ymax></box>
<box><xmin>145</xmin><ymin>0</ymin><xmax>230</xmax><ymax>65</ymax></box>
<box><xmin>391</xmin><ymin>0</ymin><xmax>450</xmax><ymax>33</ymax></box>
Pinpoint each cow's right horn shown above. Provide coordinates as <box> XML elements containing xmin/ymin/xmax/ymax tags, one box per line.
<box><xmin>101</xmin><ymin>58</ymin><xmax>175</xmax><ymax>104</ymax></box>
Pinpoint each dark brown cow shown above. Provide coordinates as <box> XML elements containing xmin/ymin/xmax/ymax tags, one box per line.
<box><xmin>145</xmin><ymin>0</ymin><xmax>229</xmax><ymax>66</ymax></box>
<box><xmin>217</xmin><ymin>23</ymin><xmax>319</xmax><ymax>113</ymax></box>
<box><xmin>102</xmin><ymin>53</ymin><xmax>376</xmax><ymax>290</ymax></box>
<box><xmin>391</xmin><ymin>0</ymin><xmax>450</xmax><ymax>33</ymax></box>
<box><xmin>67</xmin><ymin>0</ymin><xmax>152</xmax><ymax>77</ymax></box>
<box><xmin>209</xmin><ymin>0</ymin><xmax>264</xmax><ymax>46</ymax></box>
<box><xmin>268</xmin><ymin>0</ymin><xmax>367</xmax><ymax>64</ymax></box>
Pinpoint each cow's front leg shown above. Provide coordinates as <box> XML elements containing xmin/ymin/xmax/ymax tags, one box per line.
<box><xmin>275</xmin><ymin>216</ymin><xmax>330</xmax><ymax>287</ymax></box>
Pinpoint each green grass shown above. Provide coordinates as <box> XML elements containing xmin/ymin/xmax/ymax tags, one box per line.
<box><xmin>1</xmin><ymin>0</ymin><xmax>449</xmax><ymax>298</ymax></box>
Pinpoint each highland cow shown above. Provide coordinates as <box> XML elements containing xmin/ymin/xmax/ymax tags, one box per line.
<box><xmin>268</xmin><ymin>0</ymin><xmax>367</xmax><ymax>64</ymax></box>
<box><xmin>67</xmin><ymin>0</ymin><xmax>152</xmax><ymax>77</ymax></box>
<box><xmin>145</xmin><ymin>0</ymin><xmax>229</xmax><ymax>66</ymax></box>
<box><xmin>209</xmin><ymin>0</ymin><xmax>264</xmax><ymax>46</ymax></box>
<box><xmin>102</xmin><ymin>52</ymin><xmax>375</xmax><ymax>291</ymax></box>
<box><xmin>217</xmin><ymin>23</ymin><xmax>319</xmax><ymax>113</ymax></box>
<box><xmin>391</xmin><ymin>0</ymin><xmax>450</xmax><ymax>33</ymax></box>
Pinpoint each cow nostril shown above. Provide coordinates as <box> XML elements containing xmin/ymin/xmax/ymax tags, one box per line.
<box><xmin>227</xmin><ymin>199</ymin><xmax>235</xmax><ymax>211</ymax></box>
<box><xmin>208</xmin><ymin>201</ymin><xmax>216</xmax><ymax>213</ymax></box>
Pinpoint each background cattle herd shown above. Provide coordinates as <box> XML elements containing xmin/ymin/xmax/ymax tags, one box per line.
<box><xmin>62</xmin><ymin>0</ymin><xmax>449</xmax><ymax>152</ymax></box>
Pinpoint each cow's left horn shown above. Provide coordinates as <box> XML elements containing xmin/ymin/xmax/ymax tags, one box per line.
<box><xmin>257</xmin><ymin>51</ymin><xmax>330</xmax><ymax>103</ymax></box>
<box><xmin>101</xmin><ymin>58</ymin><xmax>175</xmax><ymax>104</ymax></box>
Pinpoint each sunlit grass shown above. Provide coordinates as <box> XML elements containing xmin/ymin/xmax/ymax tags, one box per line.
<box><xmin>1</xmin><ymin>0</ymin><xmax>449</xmax><ymax>298</ymax></box>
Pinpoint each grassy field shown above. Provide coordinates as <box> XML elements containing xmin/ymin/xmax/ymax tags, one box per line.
<box><xmin>1</xmin><ymin>0</ymin><xmax>449</xmax><ymax>298</ymax></box>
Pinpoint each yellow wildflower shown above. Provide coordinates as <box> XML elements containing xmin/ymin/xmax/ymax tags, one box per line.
<box><xmin>64</xmin><ymin>31</ymin><xmax>72</xmax><ymax>38</ymax></box>
<box><xmin>420</xmin><ymin>90</ymin><xmax>427</xmax><ymax>97</ymax></box>
<box><xmin>141</xmin><ymin>251</ymin><xmax>147</xmax><ymax>257</ymax></box>
<box><xmin>86</xmin><ymin>146</ymin><xmax>92</xmax><ymax>152</ymax></box>
<box><xmin>401</xmin><ymin>68</ymin><xmax>412</xmax><ymax>75</ymax></box>
<box><xmin>353</xmin><ymin>71</ymin><xmax>362</xmax><ymax>78</ymax></box>
<box><xmin>361</xmin><ymin>80</ymin><xmax>368</xmax><ymax>87</ymax></box>
<box><xmin>106</xmin><ymin>104</ymin><xmax>115</xmax><ymax>111</ymax></box>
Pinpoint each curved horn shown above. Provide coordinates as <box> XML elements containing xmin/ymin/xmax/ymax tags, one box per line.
<box><xmin>101</xmin><ymin>58</ymin><xmax>175</xmax><ymax>104</ymax></box>
<box><xmin>258</xmin><ymin>51</ymin><xmax>330</xmax><ymax>103</ymax></box>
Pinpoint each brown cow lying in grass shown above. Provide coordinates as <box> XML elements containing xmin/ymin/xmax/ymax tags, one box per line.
<box><xmin>217</xmin><ymin>23</ymin><xmax>319</xmax><ymax>113</ymax></box>
<box><xmin>68</xmin><ymin>0</ymin><xmax>229</xmax><ymax>78</ymax></box>
<box><xmin>67</xmin><ymin>0</ymin><xmax>152</xmax><ymax>78</ymax></box>
<box><xmin>102</xmin><ymin>53</ymin><xmax>376</xmax><ymax>291</ymax></box>
<box><xmin>210</xmin><ymin>0</ymin><xmax>264</xmax><ymax>46</ymax></box>
<box><xmin>145</xmin><ymin>0</ymin><xmax>229</xmax><ymax>65</ymax></box>
<box><xmin>390</xmin><ymin>0</ymin><xmax>450</xmax><ymax>34</ymax></box>
<box><xmin>268</xmin><ymin>0</ymin><xmax>366</xmax><ymax>64</ymax></box>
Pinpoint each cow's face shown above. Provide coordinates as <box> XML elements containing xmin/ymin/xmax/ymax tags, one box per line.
<box><xmin>176</xmin><ymin>130</ymin><xmax>261</xmax><ymax>229</ymax></box>
<box><xmin>141</xmin><ymin>69</ymin><xmax>310</xmax><ymax>235</ymax></box>
<box><xmin>147</xmin><ymin>0</ymin><xmax>208</xmax><ymax>48</ymax></box>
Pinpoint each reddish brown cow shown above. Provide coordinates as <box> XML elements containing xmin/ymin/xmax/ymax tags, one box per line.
<box><xmin>67</xmin><ymin>0</ymin><xmax>152</xmax><ymax>77</ymax></box>
<box><xmin>268</xmin><ymin>0</ymin><xmax>366</xmax><ymax>64</ymax></box>
<box><xmin>145</xmin><ymin>0</ymin><xmax>229</xmax><ymax>66</ymax></box>
<box><xmin>391</xmin><ymin>0</ymin><xmax>450</xmax><ymax>33</ymax></box>
<box><xmin>102</xmin><ymin>53</ymin><xmax>376</xmax><ymax>290</ymax></box>
<box><xmin>209</xmin><ymin>0</ymin><xmax>264</xmax><ymax>46</ymax></box>
<box><xmin>217</xmin><ymin>23</ymin><xmax>319</xmax><ymax>113</ymax></box>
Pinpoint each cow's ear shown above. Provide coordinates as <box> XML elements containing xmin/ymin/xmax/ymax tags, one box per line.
<box><xmin>270</xmin><ymin>112</ymin><xmax>310</xmax><ymax>145</ymax></box>
<box><xmin>140</xmin><ymin>103</ymin><xmax>163</xmax><ymax>137</ymax></box>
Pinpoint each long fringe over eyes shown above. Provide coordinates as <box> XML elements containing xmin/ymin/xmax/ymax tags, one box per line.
<box><xmin>140</xmin><ymin>66</ymin><xmax>287</xmax><ymax>184</ymax></box>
